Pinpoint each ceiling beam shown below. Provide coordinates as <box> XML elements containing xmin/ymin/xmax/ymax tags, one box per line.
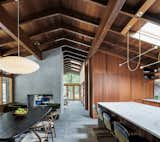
<box><xmin>88</xmin><ymin>0</ymin><xmax>126</xmax><ymax>58</ymax></box>
<box><xmin>2</xmin><ymin>37</ymin><xmax>89</xmax><ymax>56</ymax></box>
<box><xmin>0</xmin><ymin>28</ymin><xmax>93</xmax><ymax>47</ymax></box>
<box><xmin>103</xmin><ymin>40</ymin><xmax>157</xmax><ymax>60</ymax></box>
<box><xmin>64</xmin><ymin>65</ymin><xmax>80</xmax><ymax>70</ymax></box>
<box><xmin>64</xmin><ymin>60</ymin><xmax>82</xmax><ymax>66</ymax></box>
<box><xmin>20</xmin><ymin>8</ymin><xmax>99</xmax><ymax>27</ymax></box>
<box><xmin>0</xmin><ymin>5</ymin><xmax>42</xmax><ymax>59</ymax></box>
<box><xmin>63</xmin><ymin>28</ymin><xmax>94</xmax><ymax>40</ymax></box>
<box><xmin>64</xmin><ymin>62</ymin><xmax>81</xmax><ymax>67</ymax></box>
<box><xmin>64</xmin><ymin>55</ymin><xmax>84</xmax><ymax>62</ymax></box>
<box><xmin>40</xmin><ymin>39</ymin><xmax>89</xmax><ymax>51</ymax></box>
<box><xmin>62</xmin><ymin>45</ymin><xmax>88</xmax><ymax>53</ymax></box>
<box><xmin>100</xmin><ymin>46</ymin><xmax>148</xmax><ymax>66</ymax></box>
<box><xmin>121</xmin><ymin>0</ymin><xmax>156</xmax><ymax>35</ymax></box>
<box><xmin>0</xmin><ymin>40</ymin><xmax>15</xmax><ymax>47</ymax></box>
<box><xmin>55</xmin><ymin>38</ymin><xmax>91</xmax><ymax>48</ymax></box>
<box><xmin>63</xmin><ymin>52</ymin><xmax>86</xmax><ymax>60</ymax></box>
<box><xmin>64</xmin><ymin>68</ymin><xmax>80</xmax><ymax>73</ymax></box>
<box><xmin>64</xmin><ymin>69</ymin><xmax>80</xmax><ymax>74</ymax></box>
<box><xmin>63</xmin><ymin>50</ymin><xmax>87</xmax><ymax>58</ymax></box>
<box><xmin>120</xmin><ymin>6</ymin><xmax>160</xmax><ymax>27</ymax></box>
<box><xmin>0</xmin><ymin>0</ymin><xmax>15</xmax><ymax>4</ymax></box>
<box><xmin>64</xmin><ymin>58</ymin><xmax>83</xmax><ymax>63</ymax></box>
<box><xmin>31</xmin><ymin>27</ymin><xmax>94</xmax><ymax>40</ymax></box>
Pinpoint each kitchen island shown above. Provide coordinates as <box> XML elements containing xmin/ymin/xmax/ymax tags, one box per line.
<box><xmin>98</xmin><ymin>102</ymin><xmax>160</xmax><ymax>142</ymax></box>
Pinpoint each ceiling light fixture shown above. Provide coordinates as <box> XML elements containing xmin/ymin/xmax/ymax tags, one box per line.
<box><xmin>0</xmin><ymin>0</ymin><xmax>40</xmax><ymax>74</ymax></box>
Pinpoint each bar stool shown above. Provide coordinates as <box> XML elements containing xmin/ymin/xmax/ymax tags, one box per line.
<box><xmin>113</xmin><ymin>122</ymin><xmax>149</xmax><ymax>142</ymax></box>
<box><xmin>103</xmin><ymin>112</ymin><xmax>114</xmax><ymax>134</ymax></box>
<box><xmin>97</xmin><ymin>107</ymin><xmax>103</xmax><ymax>121</ymax></box>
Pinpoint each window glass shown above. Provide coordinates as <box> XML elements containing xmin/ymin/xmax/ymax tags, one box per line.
<box><xmin>2</xmin><ymin>77</ymin><xmax>10</xmax><ymax>104</ymax></box>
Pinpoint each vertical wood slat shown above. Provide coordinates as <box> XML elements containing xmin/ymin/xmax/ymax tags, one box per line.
<box><xmin>9</xmin><ymin>78</ymin><xmax>13</xmax><ymax>103</ymax></box>
<box><xmin>90</xmin><ymin>51</ymin><xmax>154</xmax><ymax>118</ymax></box>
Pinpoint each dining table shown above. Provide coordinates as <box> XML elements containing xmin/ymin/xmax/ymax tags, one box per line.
<box><xmin>98</xmin><ymin>102</ymin><xmax>160</xmax><ymax>141</ymax></box>
<box><xmin>0</xmin><ymin>106</ymin><xmax>51</xmax><ymax>142</ymax></box>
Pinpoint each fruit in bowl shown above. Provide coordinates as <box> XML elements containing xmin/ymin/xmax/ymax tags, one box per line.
<box><xmin>14</xmin><ymin>108</ymin><xmax>28</xmax><ymax>116</ymax></box>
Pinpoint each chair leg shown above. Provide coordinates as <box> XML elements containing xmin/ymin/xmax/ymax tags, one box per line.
<box><xmin>32</xmin><ymin>130</ymin><xmax>42</xmax><ymax>142</ymax></box>
<box><xmin>50</xmin><ymin>128</ymin><xmax>54</xmax><ymax>142</ymax></box>
<box><xmin>52</xmin><ymin>126</ymin><xmax>56</xmax><ymax>138</ymax></box>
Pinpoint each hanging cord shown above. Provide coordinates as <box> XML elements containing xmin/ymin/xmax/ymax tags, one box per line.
<box><xmin>127</xmin><ymin>31</ymin><xmax>142</xmax><ymax>71</ymax></box>
<box><xmin>17</xmin><ymin>0</ymin><xmax>20</xmax><ymax>56</ymax></box>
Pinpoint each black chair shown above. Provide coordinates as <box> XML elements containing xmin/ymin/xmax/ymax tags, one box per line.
<box><xmin>113</xmin><ymin>122</ymin><xmax>149</xmax><ymax>142</ymax></box>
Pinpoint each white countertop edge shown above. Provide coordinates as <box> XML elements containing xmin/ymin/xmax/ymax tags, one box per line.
<box><xmin>98</xmin><ymin>102</ymin><xmax>160</xmax><ymax>139</ymax></box>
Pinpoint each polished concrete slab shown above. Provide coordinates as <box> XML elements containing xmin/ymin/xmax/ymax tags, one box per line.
<box><xmin>53</xmin><ymin>101</ymin><xmax>115</xmax><ymax>142</ymax></box>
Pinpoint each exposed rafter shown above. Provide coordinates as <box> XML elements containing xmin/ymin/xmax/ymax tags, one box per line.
<box><xmin>55</xmin><ymin>38</ymin><xmax>91</xmax><ymax>48</ymax></box>
<box><xmin>103</xmin><ymin>40</ymin><xmax>157</xmax><ymax>60</ymax></box>
<box><xmin>20</xmin><ymin>8</ymin><xmax>99</xmax><ymax>27</ymax></box>
<box><xmin>2</xmin><ymin>37</ymin><xmax>89</xmax><ymax>56</ymax></box>
<box><xmin>0</xmin><ymin>5</ymin><xmax>42</xmax><ymax>59</ymax></box>
<box><xmin>30</xmin><ymin>27</ymin><xmax>94</xmax><ymax>40</ymax></box>
<box><xmin>0</xmin><ymin>0</ymin><xmax>15</xmax><ymax>4</ymax></box>
<box><xmin>64</xmin><ymin>58</ymin><xmax>83</xmax><ymax>63</ymax></box>
<box><xmin>64</xmin><ymin>61</ymin><xmax>81</xmax><ymax>66</ymax></box>
<box><xmin>64</xmin><ymin>55</ymin><xmax>85</xmax><ymax>62</ymax></box>
<box><xmin>121</xmin><ymin>0</ymin><xmax>156</xmax><ymax>35</ymax></box>
<box><xmin>63</xmin><ymin>50</ymin><xmax>87</xmax><ymax>58</ymax></box>
<box><xmin>64</xmin><ymin>60</ymin><xmax>81</xmax><ymax>66</ymax></box>
<box><xmin>64</xmin><ymin>65</ymin><xmax>80</xmax><ymax>70</ymax></box>
<box><xmin>88</xmin><ymin>0</ymin><xmax>126</xmax><ymax>58</ymax></box>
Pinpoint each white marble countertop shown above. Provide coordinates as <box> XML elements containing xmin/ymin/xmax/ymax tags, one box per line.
<box><xmin>98</xmin><ymin>102</ymin><xmax>160</xmax><ymax>139</ymax></box>
<box><xmin>143</xmin><ymin>98</ymin><xmax>160</xmax><ymax>103</ymax></box>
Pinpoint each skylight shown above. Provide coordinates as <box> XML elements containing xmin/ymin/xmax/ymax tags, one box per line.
<box><xmin>131</xmin><ymin>22</ymin><xmax>160</xmax><ymax>46</ymax></box>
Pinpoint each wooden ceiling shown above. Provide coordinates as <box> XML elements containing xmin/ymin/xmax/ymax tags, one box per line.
<box><xmin>0</xmin><ymin>0</ymin><xmax>160</xmax><ymax>73</ymax></box>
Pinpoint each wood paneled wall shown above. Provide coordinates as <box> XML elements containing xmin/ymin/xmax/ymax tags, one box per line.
<box><xmin>89</xmin><ymin>51</ymin><xmax>154</xmax><ymax>118</ymax></box>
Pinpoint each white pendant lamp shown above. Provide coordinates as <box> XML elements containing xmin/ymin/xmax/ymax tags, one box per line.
<box><xmin>0</xmin><ymin>0</ymin><xmax>40</xmax><ymax>74</ymax></box>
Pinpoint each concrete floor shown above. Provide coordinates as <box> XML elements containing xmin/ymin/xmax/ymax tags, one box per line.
<box><xmin>53</xmin><ymin>101</ymin><xmax>115</xmax><ymax>142</ymax></box>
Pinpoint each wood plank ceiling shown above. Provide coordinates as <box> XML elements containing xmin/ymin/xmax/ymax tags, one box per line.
<box><xmin>0</xmin><ymin>0</ymin><xmax>159</xmax><ymax>73</ymax></box>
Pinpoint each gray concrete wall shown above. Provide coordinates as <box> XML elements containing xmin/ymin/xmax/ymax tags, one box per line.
<box><xmin>14</xmin><ymin>48</ymin><xmax>64</xmax><ymax>112</ymax></box>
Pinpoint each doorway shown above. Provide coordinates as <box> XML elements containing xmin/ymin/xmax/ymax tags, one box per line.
<box><xmin>64</xmin><ymin>83</ymin><xmax>81</xmax><ymax>101</ymax></box>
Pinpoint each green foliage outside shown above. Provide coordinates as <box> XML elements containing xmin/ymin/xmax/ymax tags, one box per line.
<box><xmin>64</xmin><ymin>73</ymin><xmax>80</xmax><ymax>83</ymax></box>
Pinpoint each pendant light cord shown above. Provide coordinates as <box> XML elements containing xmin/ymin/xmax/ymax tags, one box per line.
<box><xmin>127</xmin><ymin>31</ymin><xmax>141</xmax><ymax>71</ymax></box>
<box><xmin>17</xmin><ymin>0</ymin><xmax>20</xmax><ymax>56</ymax></box>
